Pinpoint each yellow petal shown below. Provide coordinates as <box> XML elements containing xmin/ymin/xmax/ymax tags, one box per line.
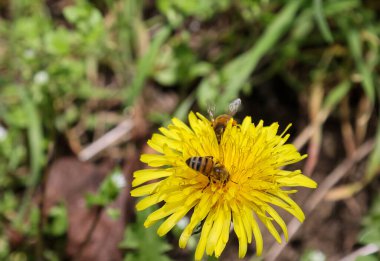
<box><xmin>130</xmin><ymin>182</ymin><xmax>159</xmax><ymax>197</ymax></box>
<box><xmin>241</xmin><ymin>205</ymin><xmax>252</xmax><ymax>244</ymax></box>
<box><xmin>206</xmin><ymin>206</ymin><xmax>224</xmax><ymax>255</ymax></box>
<box><xmin>278</xmin><ymin>171</ymin><xmax>318</xmax><ymax>188</ymax></box>
<box><xmin>195</xmin><ymin>212</ymin><xmax>215</xmax><ymax>261</ymax></box>
<box><xmin>251</xmin><ymin>213</ymin><xmax>263</xmax><ymax>256</ymax></box>
<box><xmin>232</xmin><ymin>209</ymin><xmax>248</xmax><ymax>258</ymax></box>
<box><xmin>157</xmin><ymin>205</ymin><xmax>194</xmax><ymax>236</ymax></box>
<box><xmin>240</xmin><ymin>116</ymin><xmax>252</xmax><ymax>133</ymax></box>
<box><xmin>265</xmin><ymin>205</ymin><xmax>288</xmax><ymax>241</ymax></box>
<box><xmin>148</xmin><ymin>134</ymin><xmax>181</xmax><ymax>153</ymax></box>
<box><xmin>179</xmin><ymin>192</ymin><xmax>213</xmax><ymax>249</ymax></box>
<box><xmin>135</xmin><ymin>193</ymin><xmax>163</xmax><ymax>212</ymax></box>
<box><xmin>253</xmin><ymin>190</ymin><xmax>305</xmax><ymax>222</ymax></box>
<box><xmin>159</xmin><ymin>126</ymin><xmax>180</xmax><ymax>140</ymax></box>
<box><xmin>257</xmin><ymin>212</ymin><xmax>281</xmax><ymax>243</ymax></box>
<box><xmin>132</xmin><ymin>169</ymin><xmax>172</xmax><ymax>187</ymax></box>
<box><xmin>171</xmin><ymin>117</ymin><xmax>193</xmax><ymax>133</ymax></box>
<box><xmin>215</xmin><ymin>205</ymin><xmax>231</xmax><ymax>257</ymax></box>
<box><xmin>145</xmin><ymin>202</ymin><xmax>182</xmax><ymax>227</ymax></box>
<box><xmin>140</xmin><ymin>154</ymin><xmax>173</xmax><ymax>167</ymax></box>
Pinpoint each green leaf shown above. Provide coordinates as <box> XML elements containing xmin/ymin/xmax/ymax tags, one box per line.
<box><xmin>0</xmin><ymin>236</ymin><xmax>10</xmax><ymax>259</ymax></box>
<box><xmin>106</xmin><ymin>208</ymin><xmax>121</xmax><ymax>220</ymax></box>
<box><xmin>86</xmin><ymin>168</ymin><xmax>125</xmax><ymax>207</ymax></box>
<box><xmin>44</xmin><ymin>29</ymin><xmax>72</xmax><ymax>55</ymax></box>
<box><xmin>0</xmin><ymin>192</ymin><xmax>18</xmax><ymax>214</ymax></box>
<box><xmin>44</xmin><ymin>204</ymin><xmax>68</xmax><ymax>236</ymax></box>
<box><xmin>358</xmin><ymin>195</ymin><xmax>380</xmax><ymax>246</ymax></box>
<box><xmin>313</xmin><ymin>0</ymin><xmax>334</xmax><ymax>43</ymax></box>
<box><xmin>63</xmin><ymin>3</ymin><xmax>103</xmax><ymax>31</ymax></box>
<box><xmin>355</xmin><ymin>255</ymin><xmax>380</xmax><ymax>261</ymax></box>
<box><xmin>364</xmin><ymin>120</ymin><xmax>380</xmax><ymax>181</ymax></box>
<box><xmin>359</xmin><ymin>230</ymin><xmax>380</xmax><ymax>246</ymax></box>
<box><xmin>120</xmin><ymin>206</ymin><xmax>172</xmax><ymax>261</ymax></box>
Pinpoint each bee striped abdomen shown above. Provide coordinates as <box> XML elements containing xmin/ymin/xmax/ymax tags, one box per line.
<box><xmin>186</xmin><ymin>156</ymin><xmax>231</xmax><ymax>186</ymax></box>
<box><xmin>186</xmin><ymin>156</ymin><xmax>213</xmax><ymax>176</ymax></box>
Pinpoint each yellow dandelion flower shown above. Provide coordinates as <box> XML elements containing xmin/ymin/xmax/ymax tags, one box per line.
<box><xmin>131</xmin><ymin>112</ymin><xmax>317</xmax><ymax>260</ymax></box>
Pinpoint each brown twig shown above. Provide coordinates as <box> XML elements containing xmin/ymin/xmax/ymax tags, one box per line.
<box><xmin>355</xmin><ymin>95</ymin><xmax>372</xmax><ymax>146</ymax></box>
<box><xmin>78</xmin><ymin>119</ymin><xmax>134</xmax><ymax>161</ymax></box>
<box><xmin>340</xmin><ymin>97</ymin><xmax>357</xmax><ymax>157</ymax></box>
<box><xmin>265</xmin><ymin>139</ymin><xmax>375</xmax><ymax>261</ymax></box>
<box><xmin>304</xmin><ymin>84</ymin><xmax>324</xmax><ymax>176</ymax></box>
<box><xmin>339</xmin><ymin>244</ymin><xmax>380</xmax><ymax>261</ymax></box>
<box><xmin>292</xmin><ymin>109</ymin><xmax>329</xmax><ymax>151</ymax></box>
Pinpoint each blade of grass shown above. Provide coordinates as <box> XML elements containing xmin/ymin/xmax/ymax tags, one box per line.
<box><xmin>364</xmin><ymin>120</ymin><xmax>380</xmax><ymax>181</ymax></box>
<box><xmin>347</xmin><ymin>30</ymin><xmax>375</xmax><ymax>103</ymax></box>
<box><xmin>313</xmin><ymin>0</ymin><xmax>334</xmax><ymax>43</ymax></box>
<box><xmin>293</xmin><ymin>80</ymin><xmax>350</xmax><ymax>151</ymax></box>
<box><xmin>198</xmin><ymin>0</ymin><xmax>304</xmax><ymax>110</ymax></box>
<box><xmin>325</xmin><ymin>119</ymin><xmax>380</xmax><ymax>201</ymax></box>
<box><xmin>20</xmin><ymin>89</ymin><xmax>44</xmax><ymax>187</ymax></box>
<box><xmin>125</xmin><ymin>26</ymin><xmax>171</xmax><ymax>106</ymax></box>
<box><xmin>323</xmin><ymin>80</ymin><xmax>351</xmax><ymax>110</ymax></box>
<box><xmin>16</xmin><ymin>87</ymin><xmax>44</xmax><ymax>225</ymax></box>
<box><xmin>324</xmin><ymin>0</ymin><xmax>360</xmax><ymax>15</ymax></box>
<box><xmin>220</xmin><ymin>0</ymin><xmax>303</xmax><ymax>105</ymax></box>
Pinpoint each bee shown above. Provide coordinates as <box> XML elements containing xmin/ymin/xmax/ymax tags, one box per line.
<box><xmin>185</xmin><ymin>156</ymin><xmax>230</xmax><ymax>185</ymax></box>
<box><xmin>208</xmin><ymin>98</ymin><xmax>241</xmax><ymax>143</ymax></box>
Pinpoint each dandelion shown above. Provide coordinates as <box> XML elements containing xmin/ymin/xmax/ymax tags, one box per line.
<box><xmin>131</xmin><ymin>112</ymin><xmax>317</xmax><ymax>260</ymax></box>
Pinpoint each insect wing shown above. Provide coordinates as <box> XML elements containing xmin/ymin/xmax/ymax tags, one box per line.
<box><xmin>207</xmin><ymin>102</ymin><xmax>216</xmax><ymax>120</ymax></box>
<box><xmin>228</xmin><ymin>98</ymin><xmax>241</xmax><ymax>116</ymax></box>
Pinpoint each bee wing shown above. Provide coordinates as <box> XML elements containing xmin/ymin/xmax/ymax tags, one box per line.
<box><xmin>228</xmin><ymin>98</ymin><xmax>241</xmax><ymax>116</ymax></box>
<box><xmin>207</xmin><ymin>102</ymin><xmax>216</xmax><ymax>120</ymax></box>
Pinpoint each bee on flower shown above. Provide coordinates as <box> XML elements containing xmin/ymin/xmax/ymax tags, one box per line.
<box><xmin>208</xmin><ymin>98</ymin><xmax>241</xmax><ymax>144</ymax></box>
<box><xmin>131</xmin><ymin>100</ymin><xmax>317</xmax><ymax>260</ymax></box>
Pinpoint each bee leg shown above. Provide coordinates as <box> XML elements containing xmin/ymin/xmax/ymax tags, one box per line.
<box><xmin>192</xmin><ymin>219</ymin><xmax>206</xmax><ymax>235</ymax></box>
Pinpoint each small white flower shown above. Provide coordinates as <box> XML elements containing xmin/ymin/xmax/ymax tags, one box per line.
<box><xmin>310</xmin><ymin>251</ymin><xmax>326</xmax><ymax>261</ymax></box>
<box><xmin>0</xmin><ymin>125</ymin><xmax>7</xmax><ymax>141</ymax></box>
<box><xmin>24</xmin><ymin>49</ymin><xmax>35</xmax><ymax>59</ymax></box>
<box><xmin>33</xmin><ymin>71</ymin><xmax>49</xmax><ymax>85</ymax></box>
<box><xmin>111</xmin><ymin>171</ymin><xmax>126</xmax><ymax>188</ymax></box>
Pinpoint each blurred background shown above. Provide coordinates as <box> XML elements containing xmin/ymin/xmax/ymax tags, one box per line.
<box><xmin>0</xmin><ymin>0</ymin><xmax>380</xmax><ymax>260</ymax></box>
